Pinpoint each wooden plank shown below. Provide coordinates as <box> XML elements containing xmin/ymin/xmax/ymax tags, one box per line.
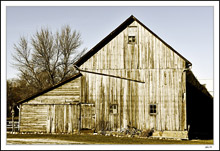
<box><xmin>123</xmin><ymin>70</ymin><xmax>127</xmax><ymax>129</ymax></box>
<box><xmin>68</xmin><ymin>105</ymin><xmax>72</xmax><ymax>133</ymax></box>
<box><xmin>115</xmin><ymin>36</ymin><xmax>118</xmax><ymax>70</ymax></box>
<box><xmin>157</xmin><ymin>69</ymin><xmax>162</xmax><ymax>131</ymax></box>
<box><xmin>140</xmin><ymin>70</ymin><xmax>145</xmax><ymax>129</ymax></box>
<box><xmin>174</xmin><ymin>70</ymin><xmax>179</xmax><ymax>130</ymax></box>
<box><xmin>153</xmin><ymin>37</ymin><xmax>157</xmax><ymax>69</ymax></box>
<box><xmin>100</xmin><ymin>72</ymin><xmax>104</xmax><ymax>129</ymax></box>
<box><xmin>156</xmin><ymin>69</ymin><xmax>160</xmax><ymax>130</ymax></box>
<box><xmin>103</xmin><ymin>44</ymin><xmax>106</xmax><ymax>69</ymax></box>
<box><xmin>105</xmin><ymin>71</ymin><xmax>110</xmax><ymax>130</ymax></box>
<box><xmin>103</xmin><ymin>74</ymin><xmax>107</xmax><ymax>130</ymax></box>
<box><xmin>170</xmin><ymin>49</ymin><xmax>174</xmax><ymax>68</ymax></box>
<box><xmin>151</xmin><ymin>34</ymin><xmax>155</xmax><ymax>69</ymax></box>
<box><xmin>134</xmin><ymin>70</ymin><xmax>138</xmax><ymax>128</ymax></box>
<box><xmin>139</xmin><ymin>26</ymin><xmax>143</xmax><ymax>69</ymax></box>
<box><xmin>145</xmin><ymin>70</ymin><xmax>149</xmax><ymax>130</ymax></box>
<box><xmin>95</xmin><ymin>72</ymin><xmax>99</xmax><ymax>130</ymax></box>
<box><xmin>126</xmin><ymin>70</ymin><xmax>130</xmax><ymax>127</ymax></box>
<box><xmin>130</xmin><ymin>70</ymin><xmax>134</xmax><ymax>127</ymax></box>
<box><xmin>88</xmin><ymin>73</ymin><xmax>92</xmax><ymax>104</ymax></box>
<box><xmin>117</xmin><ymin>71</ymin><xmax>121</xmax><ymax>130</ymax></box>
<box><xmin>119</xmin><ymin>70</ymin><xmax>123</xmax><ymax>130</ymax></box>
<box><xmin>76</xmin><ymin>105</ymin><xmax>79</xmax><ymax>130</ymax></box>
<box><xmin>171</xmin><ymin>70</ymin><xmax>175</xmax><ymax>130</ymax></box>
<box><xmin>163</xmin><ymin>70</ymin><xmax>167</xmax><ymax>130</ymax></box>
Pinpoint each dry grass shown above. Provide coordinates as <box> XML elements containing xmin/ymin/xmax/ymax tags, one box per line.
<box><xmin>7</xmin><ymin>133</ymin><xmax>213</xmax><ymax>145</ymax></box>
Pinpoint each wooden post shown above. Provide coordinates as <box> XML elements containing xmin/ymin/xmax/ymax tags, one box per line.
<box><xmin>11</xmin><ymin>107</ymin><xmax>15</xmax><ymax>133</ymax></box>
<box><xmin>78</xmin><ymin>103</ymin><xmax>81</xmax><ymax>134</ymax></box>
<box><xmin>18</xmin><ymin>105</ymin><xmax>21</xmax><ymax>132</ymax></box>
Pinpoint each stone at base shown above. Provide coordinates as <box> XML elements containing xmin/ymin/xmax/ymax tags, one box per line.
<box><xmin>152</xmin><ymin>131</ymin><xmax>188</xmax><ymax>140</ymax></box>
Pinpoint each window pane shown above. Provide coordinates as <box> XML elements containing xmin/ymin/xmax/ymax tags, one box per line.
<box><xmin>128</xmin><ymin>36</ymin><xmax>136</xmax><ymax>44</ymax></box>
<box><xmin>150</xmin><ymin>104</ymin><xmax>157</xmax><ymax>114</ymax></box>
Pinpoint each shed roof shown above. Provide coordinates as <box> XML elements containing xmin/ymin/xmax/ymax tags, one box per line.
<box><xmin>186</xmin><ymin>70</ymin><xmax>213</xmax><ymax>99</ymax></box>
<box><xmin>75</xmin><ymin>15</ymin><xmax>192</xmax><ymax>67</ymax></box>
<box><xmin>17</xmin><ymin>73</ymin><xmax>82</xmax><ymax>104</ymax></box>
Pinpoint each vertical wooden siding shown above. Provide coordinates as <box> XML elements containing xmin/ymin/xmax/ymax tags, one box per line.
<box><xmin>20</xmin><ymin>104</ymin><xmax>80</xmax><ymax>133</ymax></box>
<box><xmin>80</xmin><ymin>21</ymin><xmax>187</xmax><ymax>131</ymax></box>
<box><xmin>20</xmin><ymin>77</ymin><xmax>82</xmax><ymax>133</ymax></box>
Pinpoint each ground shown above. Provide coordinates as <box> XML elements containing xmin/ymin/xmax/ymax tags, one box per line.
<box><xmin>7</xmin><ymin>133</ymin><xmax>213</xmax><ymax>145</ymax></box>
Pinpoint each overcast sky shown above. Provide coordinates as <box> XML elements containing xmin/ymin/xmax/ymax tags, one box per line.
<box><xmin>6</xmin><ymin>6</ymin><xmax>214</xmax><ymax>80</ymax></box>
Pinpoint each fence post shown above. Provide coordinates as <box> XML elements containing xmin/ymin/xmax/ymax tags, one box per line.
<box><xmin>11</xmin><ymin>108</ymin><xmax>15</xmax><ymax>133</ymax></box>
<box><xmin>18</xmin><ymin>105</ymin><xmax>21</xmax><ymax>132</ymax></box>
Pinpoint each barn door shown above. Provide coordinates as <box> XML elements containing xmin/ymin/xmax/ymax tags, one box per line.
<box><xmin>109</xmin><ymin>104</ymin><xmax>118</xmax><ymax>131</ymax></box>
<box><xmin>47</xmin><ymin>104</ymin><xmax>78</xmax><ymax>133</ymax></box>
<box><xmin>81</xmin><ymin>104</ymin><xmax>95</xmax><ymax>129</ymax></box>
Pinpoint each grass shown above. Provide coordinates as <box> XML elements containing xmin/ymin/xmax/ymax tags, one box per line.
<box><xmin>7</xmin><ymin>133</ymin><xmax>213</xmax><ymax>144</ymax></box>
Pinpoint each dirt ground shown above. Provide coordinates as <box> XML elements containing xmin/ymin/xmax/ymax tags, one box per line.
<box><xmin>6</xmin><ymin>133</ymin><xmax>214</xmax><ymax>145</ymax></box>
<box><xmin>7</xmin><ymin>138</ymin><xmax>86</xmax><ymax>144</ymax></box>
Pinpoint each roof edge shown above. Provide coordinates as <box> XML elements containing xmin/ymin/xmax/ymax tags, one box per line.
<box><xmin>186</xmin><ymin>70</ymin><xmax>213</xmax><ymax>99</ymax></box>
<box><xmin>132</xmin><ymin>16</ymin><xmax>192</xmax><ymax>66</ymax></box>
<box><xmin>75</xmin><ymin>15</ymin><xmax>192</xmax><ymax>67</ymax></box>
<box><xmin>17</xmin><ymin>72</ymin><xmax>82</xmax><ymax>105</ymax></box>
<box><xmin>75</xmin><ymin>15</ymin><xmax>135</xmax><ymax>66</ymax></box>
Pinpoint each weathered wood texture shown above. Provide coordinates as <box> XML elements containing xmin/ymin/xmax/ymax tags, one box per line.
<box><xmin>20</xmin><ymin>104</ymin><xmax>48</xmax><ymax>132</ymax></box>
<box><xmin>20</xmin><ymin>78</ymin><xmax>82</xmax><ymax>133</ymax></box>
<box><xmin>80</xmin><ymin>21</ymin><xmax>187</xmax><ymax>131</ymax></box>
<box><xmin>23</xmin><ymin>77</ymin><xmax>81</xmax><ymax>104</ymax></box>
<box><xmin>20</xmin><ymin>104</ymin><xmax>80</xmax><ymax>133</ymax></box>
<box><xmin>81</xmin><ymin>104</ymin><xmax>95</xmax><ymax>129</ymax></box>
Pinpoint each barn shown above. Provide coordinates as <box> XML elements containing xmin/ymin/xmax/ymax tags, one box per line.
<box><xmin>17</xmin><ymin>15</ymin><xmax>213</xmax><ymax>139</ymax></box>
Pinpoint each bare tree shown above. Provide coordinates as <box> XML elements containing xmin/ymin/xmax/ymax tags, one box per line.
<box><xmin>7</xmin><ymin>79</ymin><xmax>31</xmax><ymax>117</ymax></box>
<box><xmin>12</xmin><ymin>25</ymin><xmax>86</xmax><ymax>91</ymax></box>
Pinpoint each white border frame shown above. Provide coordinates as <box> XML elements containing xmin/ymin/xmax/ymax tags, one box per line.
<box><xmin>1</xmin><ymin>1</ymin><xmax>219</xmax><ymax>150</ymax></box>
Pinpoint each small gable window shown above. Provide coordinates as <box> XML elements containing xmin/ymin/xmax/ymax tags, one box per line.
<box><xmin>128</xmin><ymin>26</ymin><xmax>137</xmax><ymax>44</ymax></box>
<box><xmin>149</xmin><ymin>104</ymin><xmax>157</xmax><ymax>115</ymax></box>
<box><xmin>110</xmin><ymin>104</ymin><xmax>118</xmax><ymax>114</ymax></box>
<box><xmin>128</xmin><ymin>36</ymin><xmax>136</xmax><ymax>44</ymax></box>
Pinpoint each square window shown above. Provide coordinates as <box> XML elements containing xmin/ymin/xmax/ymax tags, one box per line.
<box><xmin>128</xmin><ymin>36</ymin><xmax>136</xmax><ymax>44</ymax></box>
<box><xmin>110</xmin><ymin>104</ymin><xmax>118</xmax><ymax>114</ymax></box>
<box><xmin>149</xmin><ymin>104</ymin><xmax>157</xmax><ymax>115</ymax></box>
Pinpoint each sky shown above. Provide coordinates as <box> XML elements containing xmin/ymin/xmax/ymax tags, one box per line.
<box><xmin>6</xmin><ymin>6</ymin><xmax>214</xmax><ymax>80</ymax></box>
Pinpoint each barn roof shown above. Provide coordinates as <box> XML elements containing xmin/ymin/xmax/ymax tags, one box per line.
<box><xmin>17</xmin><ymin>72</ymin><xmax>82</xmax><ymax>104</ymax></box>
<box><xmin>186</xmin><ymin>70</ymin><xmax>213</xmax><ymax>99</ymax></box>
<box><xmin>75</xmin><ymin>15</ymin><xmax>192</xmax><ymax>67</ymax></box>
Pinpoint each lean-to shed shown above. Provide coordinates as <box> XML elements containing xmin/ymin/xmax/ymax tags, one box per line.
<box><xmin>17</xmin><ymin>15</ymin><xmax>213</xmax><ymax>139</ymax></box>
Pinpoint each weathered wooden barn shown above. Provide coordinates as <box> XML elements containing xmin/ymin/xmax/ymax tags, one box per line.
<box><xmin>17</xmin><ymin>15</ymin><xmax>213</xmax><ymax>139</ymax></box>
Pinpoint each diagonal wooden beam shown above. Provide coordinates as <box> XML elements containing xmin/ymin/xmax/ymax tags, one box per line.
<box><xmin>74</xmin><ymin>65</ymin><xmax>145</xmax><ymax>83</ymax></box>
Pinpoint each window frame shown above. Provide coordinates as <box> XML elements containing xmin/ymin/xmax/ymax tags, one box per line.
<box><xmin>128</xmin><ymin>36</ymin><xmax>136</xmax><ymax>44</ymax></box>
<box><xmin>149</xmin><ymin>104</ymin><xmax>157</xmax><ymax>115</ymax></box>
<box><xmin>110</xmin><ymin>104</ymin><xmax>118</xmax><ymax>114</ymax></box>
<box><xmin>127</xmin><ymin>26</ymin><xmax>137</xmax><ymax>44</ymax></box>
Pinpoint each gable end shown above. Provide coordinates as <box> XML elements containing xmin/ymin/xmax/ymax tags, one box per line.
<box><xmin>75</xmin><ymin>15</ymin><xmax>192</xmax><ymax>68</ymax></box>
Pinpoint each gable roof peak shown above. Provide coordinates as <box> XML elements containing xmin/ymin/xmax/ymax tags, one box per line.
<box><xmin>130</xmin><ymin>14</ymin><xmax>135</xmax><ymax>18</ymax></box>
<box><xmin>75</xmin><ymin>15</ymin><xmax>192</xmax><ymax>67</ymax></box>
